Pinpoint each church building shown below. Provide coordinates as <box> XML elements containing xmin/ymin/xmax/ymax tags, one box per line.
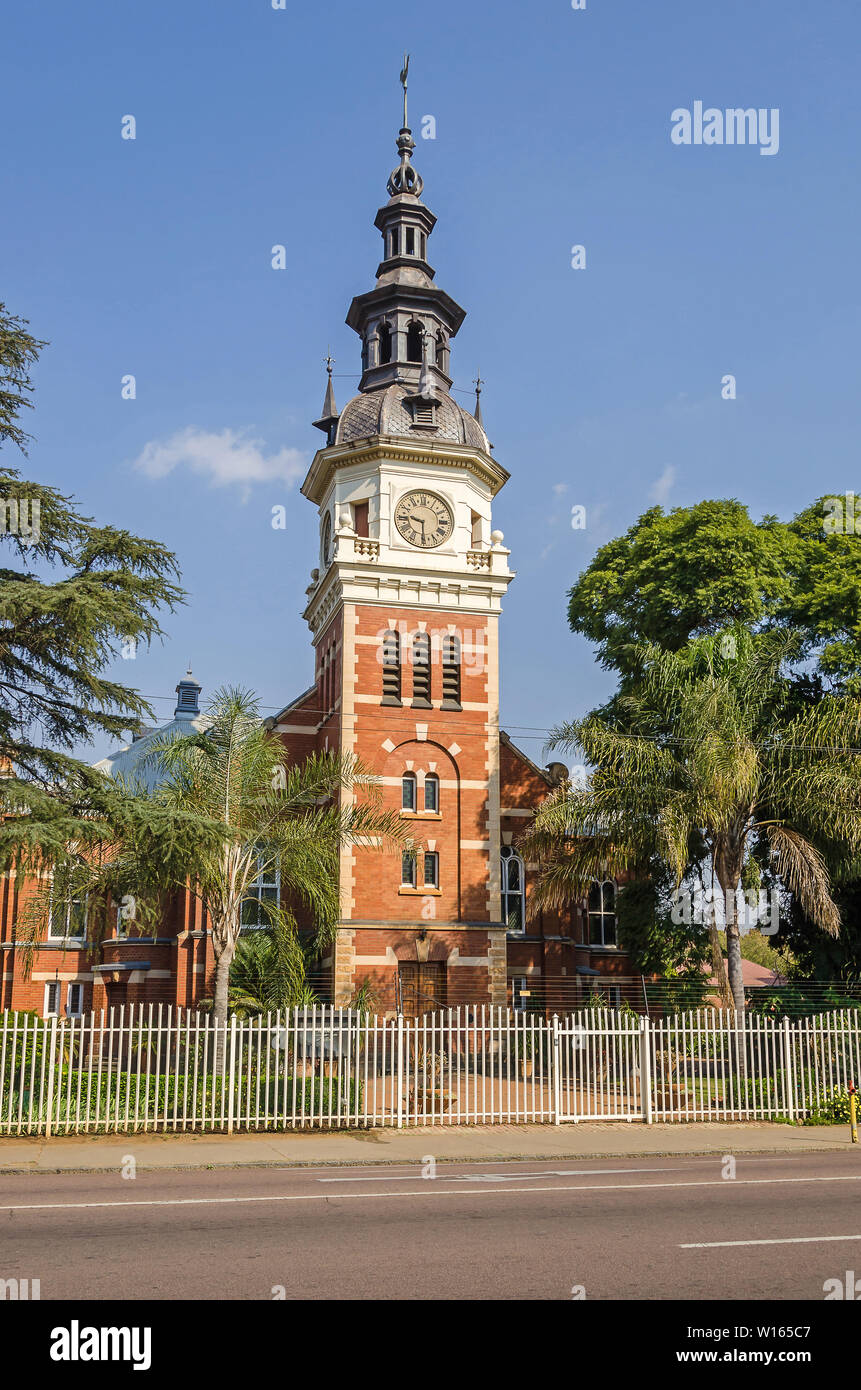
<box><xmin>0</xmin><ymin>93</ymin><xmax>631</xmax><ymax>1020</ymax></box>
<box><xmin>269</xmin><ymin>100</ymin><xmax>626</xmax><ymax>1013</ymax></box>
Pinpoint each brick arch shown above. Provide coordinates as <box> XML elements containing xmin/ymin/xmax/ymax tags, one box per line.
<box><xmin>374</xmin><ymin>739</ymin><xmax>462</xmax><ymax>922</ymax></box>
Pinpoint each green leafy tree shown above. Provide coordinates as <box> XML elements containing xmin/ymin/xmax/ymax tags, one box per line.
<box><xmin>615</xmin><ymin>862</ymin><xmax>710</xmax><ymax>981</ymax></box>
<box><xmin>567</xmin><ymin>496</ymin><xmax>861</xmax><ymax>692</ymax></box>
<box><xmin>0</xmin><ymin>302</ymin><xmax>185</xmax><ymax>872</ymax></box>
<box><xmin>567</xmin><ymin>500</ymin><xmax>792</xmax><ymax>684</ymax></box>
<box><xmin>521</xmin><ymin>631</ymin><xmax>861</xmax><ymax>1010</ymax></box>
<box><xmin>566</xmin><ymin>495</ymin><xmax>861</xmax><ymax>974</ymax></box>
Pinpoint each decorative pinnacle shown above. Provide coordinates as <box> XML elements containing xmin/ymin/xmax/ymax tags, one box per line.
<box><xmin>387</xmin><ymin>56</ymin><xmax>423</xmax><ymax>197</ymax></box>
<box><xmin>473</xmin><ymin>371</ymin><xmax>485</xmax><ymax>427</ymax></box>
<box><xmin>313</xmin><ymin>349</ymin><xmax>339</xmax><ymax>435</ymax></box>
<box><xmin>400</xmin><ymin>53</ymin><xmax>409</xmax><ymax>129</ymax></box>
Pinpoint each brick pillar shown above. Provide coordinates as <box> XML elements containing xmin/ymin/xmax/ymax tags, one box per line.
<box><xmin>487</xmin><ymin>927</ymin><xmax>507</xmax><ymax>1008</ymax></box>
<box><xmin>333</xmin><ymin>927</ymin><xmax>356</xmax><ymax>1006</ymax></box>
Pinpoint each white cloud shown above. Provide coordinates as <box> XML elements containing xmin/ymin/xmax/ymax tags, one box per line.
<box><xmin>650</xmin><ymin>465</ymin><xmax>676</xmax><ymax>506</ymax></box>
<box><xmin>133</xmin><ymin>427</ymin><xmax>306</xmax><ymax>492</ymax></box>
<box><xmin>552</xmin><ymin>482</ymin><xmax>568</xmax><ymax>496</ymax></box>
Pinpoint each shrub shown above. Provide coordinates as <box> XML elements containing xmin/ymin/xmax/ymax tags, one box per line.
<box><xmin>804</xmin><ymin>1088</ymin><xmax>857</xmax><ymax>1126</ymax></box>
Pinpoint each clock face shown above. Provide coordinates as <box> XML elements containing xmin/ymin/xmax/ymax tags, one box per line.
<box><xmin>394</xmin><ymin>490</ymin><xmax>453</xmax><ymax>549</ymax></box>
<box><xmin>321</xmin><ymin>512</ymin><xmax>332</xmax><ymax>565</ymax></box>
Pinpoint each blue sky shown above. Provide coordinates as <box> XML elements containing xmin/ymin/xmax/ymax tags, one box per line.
<box><xmin>4</xmin><ymin>0</ymin><xmax>859</xmax><ymax>763</ymax></box>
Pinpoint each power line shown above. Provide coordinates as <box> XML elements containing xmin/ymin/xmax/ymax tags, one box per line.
<box><xmin>120</xmin><ymin>695</ymin><xmax>861</xmax><ymax>753</ymax></box>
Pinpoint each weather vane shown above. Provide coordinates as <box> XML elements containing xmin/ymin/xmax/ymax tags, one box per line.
<box><xmin>399</xmin><ymin>53</ymin><xmax>410</xmax><ymax>129</ymax></box>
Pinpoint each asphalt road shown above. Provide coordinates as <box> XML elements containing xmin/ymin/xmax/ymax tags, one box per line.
<box><xmin>2</xmin><ymin>1151</ymin><xmax>861</xmax><ymax>1300</ymax></box>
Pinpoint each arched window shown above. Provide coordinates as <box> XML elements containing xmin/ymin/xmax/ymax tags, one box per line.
<box><xmin>588</xmin><ymin>880</ymin><xmax>617</xmax><ymax>947</ymax></box>
<box><xmin>401</xmin><ymin>772</ymin><xmax>417</xmax><ymax>812</ymax></box>
<box><xmin>48</xmin><ymin>882</ymin><xmax>88</xmax><ymax>941</ymax></box>
<box><xmin>411</xmin><ymin>632</ymin><xmax>431</xmax><ymax>706</ymax></box>
<box><xmin>401</xmin><ymin>850</ymin><xmax>417</xmax><ymax>887</ymax></box>
<box><xmin>378</xmin><ymin>322</ymin><xmax>392</xmax><ymax>365</ymax></box>
<box><xmin>442</xmin><ymin>634</ymin><xmax>461</xmax><ymax>709</ymax></box>
<box><xmin>436</xmin><ymin>331</ymin><xmax>448</xmax><ymax>373</ymax></box>
<box><xmin>322</xmin><ymin>643</ymin><xmax>335</xmax><ymax>717</ymax></box>
<box><xmin>241</xmin><ymin>849</ymin><xmax>280</xmax><ymax>932</ymax></box>
<box><xmin>406</xmin><ymin>320</ymin><xmax>424</xmax><ymax>363</ymax></box>
<box><xmin>423</xmin><ymin>772</ymin><xmax>439</xmax><ymax>813</ymax></box>
<box><xmin>382</xmin><ymin>629</ymin><xmax>401</xmax><ymax>705</ymax></box>
<box><xmin>500</xmin><ymin>847</ymin><xmax>525</xmax><ymax>934</ymax></box>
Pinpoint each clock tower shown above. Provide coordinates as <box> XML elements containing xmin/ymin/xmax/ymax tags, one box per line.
<box><xmin>293</xmin><ymin>79</ymin><xmax>515</xmax><ymax>1011</ymax></box>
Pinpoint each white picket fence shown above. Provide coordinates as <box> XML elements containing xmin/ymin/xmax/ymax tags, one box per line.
<box><xmin>1</xmin><ymin>1004</ymin><xmax>859</xmax><ymax>1135</ymax></box>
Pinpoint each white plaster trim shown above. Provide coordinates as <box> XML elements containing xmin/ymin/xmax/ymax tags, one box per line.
<box><xmin>448</xmin><ymin>947</ymin><xmax>490</xmax><ymax>967</ymax></box>
<box><xmin>31</xmin><ymin>972</ymin><xmax>95</xmax><ymax>982</ymax></box>
<box><xmin>354</xmin><ymin>948</ymin><xmax>399</xmax><ymax>965</ymax></box>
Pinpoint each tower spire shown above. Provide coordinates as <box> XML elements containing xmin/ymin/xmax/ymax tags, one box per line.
<box><xmin>312</xmin><ymin>350</ymin><xmax>340</xmax><ymax>442</ymax></box>
<box><xmin>344</xmin><ymin>59</ymin><xmax>467</xmax><ymax>399</ymax></box>
<box><xmin>387</xmin><ymin>54</ymin><xmax>422</xmax><ymax>198</ymax></box>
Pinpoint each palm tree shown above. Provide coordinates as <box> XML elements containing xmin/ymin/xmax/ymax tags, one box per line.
<box><xmin>132</xmin><ymin>686</ymin><xmax>403</xmax><ymax>1032</ymax></box>
<box><xmin>521</xmin><ymin>631</ymin><xmax>861</xmax><ymax>1010</ymax></box>
<box><xmin>208</xmin><ymin>928</ymin><xmax>320</xmax><ymax>1018</ymax></box>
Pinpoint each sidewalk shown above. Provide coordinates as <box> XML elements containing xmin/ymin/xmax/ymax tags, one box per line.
<box><xmin>0</xmin><ymin>1122</ymin><xmax>855</xmax><ymax>1173</ymax></box>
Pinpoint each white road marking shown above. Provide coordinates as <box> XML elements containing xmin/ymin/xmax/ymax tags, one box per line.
<box><xmin>682</xmin><ymin>1234</ymin><xmax>861</xmax><ymax>1249</ymax></box>
<box><xmin>318</xmin><ymin>1166</ymin><xmax>675</xmax><ymax>1183</ymax></box>
<box><xmin>2</xmin><ymin>1172</ymin><xmax>861</xmax><ymax>1214</ymax></box>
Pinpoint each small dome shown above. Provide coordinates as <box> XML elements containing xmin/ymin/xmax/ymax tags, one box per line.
<box><xmin>334</xmin><ymin>383</ymin><xmax>489</xmax><ymax>452</ymax></box>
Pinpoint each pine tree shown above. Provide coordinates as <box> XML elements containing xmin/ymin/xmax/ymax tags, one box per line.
<box><xmin>0</xmin><ymin>302</ymin><xmax>185</xmax><ymax>870</ymax></box>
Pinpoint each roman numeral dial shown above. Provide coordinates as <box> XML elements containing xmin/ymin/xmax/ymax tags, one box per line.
<box><xmin>394</xmin><ymin>490</ymin><xmax>454</xmax><ymax>549</ymax></box>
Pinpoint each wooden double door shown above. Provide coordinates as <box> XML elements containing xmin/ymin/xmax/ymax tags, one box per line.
<box><xmin>398</xmin><ymin>962</ymin><xmax>447</xmax><ymax>1017</ymax></box>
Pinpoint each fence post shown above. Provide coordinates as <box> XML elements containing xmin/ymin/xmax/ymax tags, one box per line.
<box><xmin>783</xmin><ymin>1016</ymin><xmax>796</xmax><ymax>1122</ymax></box>
<box><xmin>640</xmin><ymin>1016</ymin><xmax>652</xmax><ymax>1125</ymax></box>
<box><xmin>44</xmin><ymin>1015</ymin><xmax>58</xmax><ymax>1140</ymax></box>
<box><xmin>396</xmin><ymin>1014</ymin><xmax>404</xmax><ymax>1130</ymax></box>
<box><xmin>226</xmin><ymin>1015</ymin><xmax>237</xmax><ymax>1135</ymax></box>
<box><xmin>552</xmin><ymin>1015</ymin><xmax>561</xmax><ymax>1125</ymax></box>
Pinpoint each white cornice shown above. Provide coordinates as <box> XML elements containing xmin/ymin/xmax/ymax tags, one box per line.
<box><xmin>301</xmin><ymin>434</ymin><xmax>509</xmax><ymax>507</ymax></box>
<box><xmin>303</xmin><ymin>559</ymin><xmax>515</xmax><ymax>636</ymax></box>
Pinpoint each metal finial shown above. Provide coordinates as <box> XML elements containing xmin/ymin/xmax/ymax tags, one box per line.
<box><xmin>399</xmin><ymin>53</ymin><xmax>410</xmax><ymax>129</ymax></box>
<box><xmin>313</xmin><ymin>349</ymin><xmax>340</xmax><ymax>436</ymax></box>
<box><xmin>473</xmin><ymin>371</ymin><xmax>485</xmax><ymax>427</ymax></box>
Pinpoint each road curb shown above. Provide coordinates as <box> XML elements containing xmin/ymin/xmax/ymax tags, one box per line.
<box><xmin>0</xmin><ymin>1141</ymin><xmax>853</xmax><ymax>1176</ymax></box>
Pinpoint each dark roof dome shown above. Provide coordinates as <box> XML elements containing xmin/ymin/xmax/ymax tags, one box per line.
<box><xmin>334</xmin><ymin>382</ymin><xmax>489</xmax><ymax>452</ymax></box>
